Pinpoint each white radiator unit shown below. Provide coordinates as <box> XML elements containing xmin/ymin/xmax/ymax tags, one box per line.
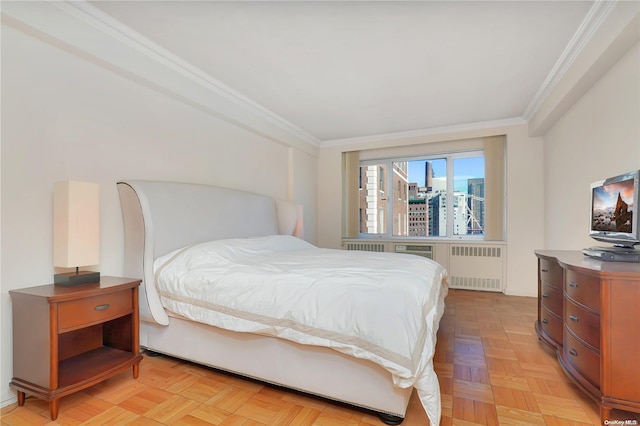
<box><xmin>343</xmin><ymin>241</ymin><xmax>387</xmax><ymax>252</ymax></box>
<box><xmin>394</xmin><ymin>244</ymin><xmax>434</xmax><ymax>260</ymax></box>
<box><xmin>448</xmin><ymin>244</ymin><xmax>505</xmax><ymax>292</ymax></box>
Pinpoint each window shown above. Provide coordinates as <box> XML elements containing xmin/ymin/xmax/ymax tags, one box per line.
<box><xmin>359</xmin><ymin>152</ymin><xmax>486</xmax><ymax>239</ymax></box>
<box><xmin>343</xmin><ymin>135</ymin><xmax>505</xmax><ymax>241</ymax></box>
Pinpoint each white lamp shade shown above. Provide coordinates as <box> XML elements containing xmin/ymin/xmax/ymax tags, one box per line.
<box><xmin>53</xmin><ymin>181</ymin><xmax>100</xmax><ymax>268</ymax></box>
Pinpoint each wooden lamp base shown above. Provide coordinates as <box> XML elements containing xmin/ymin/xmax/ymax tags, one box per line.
<box><xmin>54</xmin><ymin>270</ymin><xmax>100</xmax><ymax>286</ymax></box>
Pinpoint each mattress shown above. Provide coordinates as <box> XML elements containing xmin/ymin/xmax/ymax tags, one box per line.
<box><xmin>153</xmin><ymin>235</ymin><xmax>448</xmax><ymax>424</ymax></box>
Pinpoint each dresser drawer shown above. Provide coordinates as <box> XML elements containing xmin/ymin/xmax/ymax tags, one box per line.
<box><xmin>539</xmin><ymin>258</ymin><xmax>563</xmax><ymax>290</ymax></box>
<box><xmin>541</xmin><ymin>283</ymin><xmax>563</xmax><ymax>317</ymax></box>
<box><xmin>58</xmin><ymin>290</ymin><xmax>133</xmax><ymax>332</ymax></box>
<box><xmin>565</xmin><ymin>270</ymin><xmax>600</xmax><ymax>312</ymax></box>
<box><xmin>565</xmin><ymin>297</ymin><xmax>600</xmax><ymax>350</ymax></box>
<box><xmin>564</xmin><ymin>327</ymin><xmax>600</xmax><ymax>388</ymax></box>
<box><xmin>540</xmin><ymin>306</ymin><xmax>563</xmax><ymax>346</ymax></box>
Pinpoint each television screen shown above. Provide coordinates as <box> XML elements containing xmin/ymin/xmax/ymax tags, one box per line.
<box><xmin>591</xmin><ymin>178</ymin><xmax>634</xmax><ymax>233</ymax></box>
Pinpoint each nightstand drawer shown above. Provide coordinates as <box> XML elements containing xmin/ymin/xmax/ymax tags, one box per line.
<box><xmin>58</xmin><ymin>290</ymin><xmax>132</xmax><ymax>331</ymax></box>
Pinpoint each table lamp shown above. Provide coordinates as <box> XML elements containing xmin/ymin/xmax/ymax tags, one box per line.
<box><xmin>53</xmin><ymin>181</ymin><xmax>101</xmax><ymax>286</ymax></box>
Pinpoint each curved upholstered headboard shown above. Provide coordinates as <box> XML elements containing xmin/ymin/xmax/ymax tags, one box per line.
<box><xmin>117</xmin><ymin>180</ymin><xmax>298</xmax><ymax>325</ymax></box>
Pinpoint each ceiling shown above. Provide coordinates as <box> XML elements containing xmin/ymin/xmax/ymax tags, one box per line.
<box><xmin>90</xmin><ymin>1</ymin><xmax>595</xmax><ymax>143</ymax></box>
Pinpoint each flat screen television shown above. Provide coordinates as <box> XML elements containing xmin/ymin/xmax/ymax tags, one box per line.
<box><xmin>584</xmin><ymin>170</ymin><xmax>640</xmax><ymax>261</ymax></box>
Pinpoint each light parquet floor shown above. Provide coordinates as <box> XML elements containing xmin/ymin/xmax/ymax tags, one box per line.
<box><xmin>3</xmin><ymin>289</ymin><xmax>639</xmax><ymax>425</ymax></box>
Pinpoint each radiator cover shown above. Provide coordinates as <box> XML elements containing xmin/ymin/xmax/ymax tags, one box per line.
<box><xmin>341</xmin><ymin>240</ymin><xmax>506</xmax><ymax>293</ymax></box>
<box><xmin>448</xmin><ymin>244</ymin><xmax>505</xmax><ymax>292</ymax></box>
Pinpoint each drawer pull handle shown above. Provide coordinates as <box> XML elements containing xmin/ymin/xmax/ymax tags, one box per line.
<box><xmin>94</xmin><ymin>304</ymin><xmax>110</xmax><ymax>311</ymax></box>
<box><xmin>542</xmin><ymin>319</ymin><xmax>548</xmax><ymax>324</ymax></box>
<box><xmin>541</xmin><ymin>268</ymin><xmax>549</xmax><ymax>273</ymax></box>
<box><xmin>569</xmin><ymin>315</ymin><xmax>579</xmax><ymax>322</ymax></box>
<box><xmin>542</xmin><ymin>293</ymin><xmax>549</xmax><ymax>298</ymax></box>
<box><xmin>569</xmin><ymin>348</ymin><xmax>578</xmax><ymax>356</ymax></box>
<box><xmin>568</xmin><ymin>282</ymin><xmax>578</xmax><ymax>288</ymax></box>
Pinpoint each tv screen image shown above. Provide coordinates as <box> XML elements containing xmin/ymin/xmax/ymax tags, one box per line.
<box><xmin>591</xmin><ymin>178</ymin><xmax>634</xmax><ymax>233</ymax></box>
<box><xmin>584</xmin><ymin>170</ymin><xmax>640</xmax><ymax>261</ymax></box>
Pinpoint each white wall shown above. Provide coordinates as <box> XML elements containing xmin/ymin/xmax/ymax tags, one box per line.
<box><xmin>0</xmin><ymin>16</ymin><xmax>318</xmax><ymax>406</ymax></box>
<box><xmin>289</xmin><ymin>147</ymin><xmax>318</xmax><ymax>241</ymax></box>
<box><xmin>542</xmin><ymin>42</ymin><xmax>640</xmax><ymax>250</ymax></box>
<box><xmin>532</xmin><ymin>2</ymin><xmax>640</xmax><ymax>249</ymax></box>
<box><xmin>316</xmin><ymin>122</ymin><xmax>546</xmax><ymax>298</ymax></box>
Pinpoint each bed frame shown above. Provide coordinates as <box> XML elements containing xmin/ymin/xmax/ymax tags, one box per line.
<box><xmin>117</xmin><ymin>180</ymin><xmax>413</xmax><ymax>424</ymax></box>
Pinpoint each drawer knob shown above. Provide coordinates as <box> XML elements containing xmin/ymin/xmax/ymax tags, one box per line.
<box><xmin>569</xmin><ymin>315</ymin><xmax>579</xmax><ymax>322</ymax></box>
<box><xmin>542</xmin><ymin>319</ymin><xmax>548</xmax><ymax>324</ymax></box>
<box><xmin>542</xmin><ymin>293</ymin><xmax>549</xmax><ymax>298</ymax></box>
<box><xmin>541</xmin><ymin>268</ymin><xmax>549</xmax><ymax>273</ymax></box>
<box><xmin>94</xmin><ymin>304</ymin><xmax>110</xmax><ymax>311</ymax></box>
<box><xmin>569</xmin><ymin>348</ymin><xmax>578</xmax><ymax>356</ymax></box>
<box><xmin>568</xmin><ymin>282</ymin><xmax>578</xmax><ymax>288</ymax></box>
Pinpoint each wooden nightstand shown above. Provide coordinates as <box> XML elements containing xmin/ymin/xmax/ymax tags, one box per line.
<box><xmin>9</xmin><ymin>276</ymin><xmax>143</xmax><ymax>420</ymax></box>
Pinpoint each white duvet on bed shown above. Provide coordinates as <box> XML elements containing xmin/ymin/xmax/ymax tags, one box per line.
<box><xmin>154</xmin><ymin>235</ymin><xmax>448</xmax><ymax>424</ymax></box>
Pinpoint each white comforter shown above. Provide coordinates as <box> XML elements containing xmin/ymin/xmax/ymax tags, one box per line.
<box><xmin>154</xmin><ymin>235</ymin><xmax>448</xmax><ymax>424</ymax></box>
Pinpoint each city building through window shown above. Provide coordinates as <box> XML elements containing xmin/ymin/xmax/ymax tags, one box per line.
<box><xmin>359</xmin><ymin>153</ymin><xmax>486</xmax><ymax>239</ymax></box>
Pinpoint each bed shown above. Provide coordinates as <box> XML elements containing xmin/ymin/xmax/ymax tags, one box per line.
<box><xmin>117</xmin><ymin>180</ymin><xmax>448</xmax><ymax>425</ymax></box>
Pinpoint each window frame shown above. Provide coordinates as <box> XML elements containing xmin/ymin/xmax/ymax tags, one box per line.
<box><xmin>359</xmin><ymin>149</ymin><xmax>486</xmax><ymax>241</ymax></box>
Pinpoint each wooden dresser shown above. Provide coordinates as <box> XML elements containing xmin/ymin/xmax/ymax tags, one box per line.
<box><xmin>535</xmin><ymin>250</ymin><xmax>640</xmax><ymax>422</ymax></box>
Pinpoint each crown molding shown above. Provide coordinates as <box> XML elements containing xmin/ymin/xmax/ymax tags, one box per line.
<box><xmin>3</xmin><ymin>0</ymin><xmax>321</xmax><ymax>154</ymax></box>
<box><xmin>5</xmin><ymin>0</ymin><xmax>621</xmax><ymax>152</ymax></box>
<box><xmin>522</xmin><ymin>0</ymin><xmax>617</xmax><ymax>121</ymax></box>
<box><xmin>320</xmin><ymin>117</ymin><xmax>527</xmax><ymax>148</ymax></box>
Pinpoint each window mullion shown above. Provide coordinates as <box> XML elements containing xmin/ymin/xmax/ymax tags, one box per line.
<box><xmin>446</xmin><ymin>156</ymin><xmax>454</xmax><ymax>238</ymax></box>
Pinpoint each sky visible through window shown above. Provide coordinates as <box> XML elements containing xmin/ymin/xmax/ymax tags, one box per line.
<box><xmin>407</xmin><ymin>157</ymin><xmax>484</xmax><ymax>192</ymax></box>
